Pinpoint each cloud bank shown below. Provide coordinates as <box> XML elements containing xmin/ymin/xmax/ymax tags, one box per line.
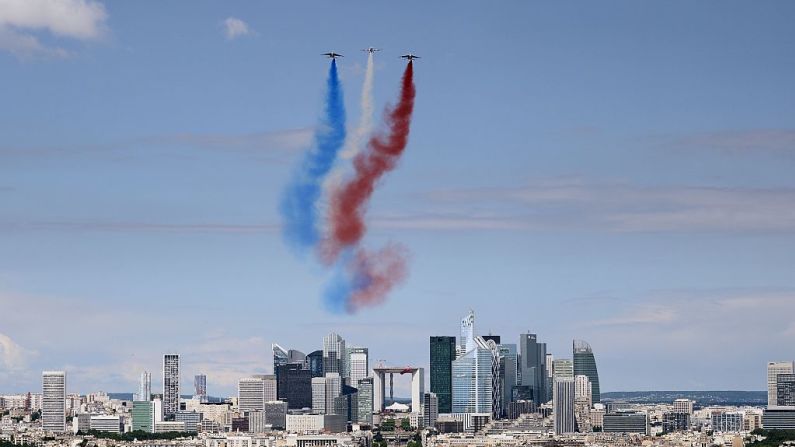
<box><xmin>0</xmin><ymin>0</ymin><xmax>107</xmax><ymax>58</ymax></box>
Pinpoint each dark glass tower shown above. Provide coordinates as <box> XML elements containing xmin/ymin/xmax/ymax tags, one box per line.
<box><xmin>573</xmin><ymin>339</ymin><xmax>600</xmax><ymax>403</ymax></box>
<box><xmin>276</xmin><ymin>364</ymin><xmax>312</xmax><ymax>409</ymax></box>
<box><xmin>307</xmin><ymin>350</ymin><xmax>324</xmax><ymax>378</ymax></box>
<box><xmin>519</xmin><ymin>333</ymin><xmax>547</xmax><ymax>404</ymax></box>
<box><xmin>430</xmin><ymin>336</ymin><xmax>457</xmax><ymax>413</ymax></box>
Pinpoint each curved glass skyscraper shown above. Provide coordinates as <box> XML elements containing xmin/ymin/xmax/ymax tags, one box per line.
<box><xmin>573</xmin><ymin>339</ymin><xmax>600</xmax><ymax>403</ymax></box>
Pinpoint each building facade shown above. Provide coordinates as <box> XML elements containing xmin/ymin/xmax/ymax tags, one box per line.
<box><xmin>553</xmin><ymin>376</ymin><xmax>575</xmax><ymax>434</ymax></box>
<box><xmin>777</xmin><ymin>373</ymin><xmax>795</xmax><ymax>407</ymax></box>
<box><xmin>452</xmin><ymin>338</ymin><xmax>493</xmax><ymax>415</ymax></box>
<box><xmin>519</xmin><ymin>333</ymin><xmax>547</xmax><ymax>405</ymax></box>
<box><xmin>573</xmin><ymin>339</ymin><xmax>601</xmax><ymax>403</ymax></box>
<box><xmin>356</xmin><ymin>377</ymin><xmax>373</xmax><ymax>425</ymax></box>
<box><xmin>311</xmin><ymin>377</ymin><xmax>326</xmax><ymax>413</ymax></box>
<box><xmin>768</xmin><ymin>361</ymin><xmax>795</xmax><ymax>407</ymax></box>
<box><xmin>42</xmin><ymin>371</ymin><xmax>66</xmax><ymax>433</ymax></box>
<box><xmin>430</xmin><ymin>336</ymin><xmax>457</xmax><ymax>414</ymax></box>
<box><xmin>347</xmin><ymin>347</ymin><xmax>369</xmax><ymax>386</ymax></box>
<box><xmin>162</xmin><ymin>354</ymin><xmax>180</xmax><ymax>419</ymax></box>
<box><xmin>194</xmin><ymin>374</ymin><xmax>207</xmax><ymax>398</ymax></box>
<box><xmin>423</xmin><ymin>392</ymin><xmax>439</xmax><ymax>429</ymax></box>
<box><xmin>277</xmin><ymin>363</ymin><xmax>312</xmax><ymax>409</ymax></box>
<box><xmin>139</xmin><ymin>371</ymin><xmax>152</xmax><ymax>402</ymax></box>
<box><xmin>132</xmin><ymin>400</ymin><xmax>155</xmax><ymax>433</ymax></box>
<box><xmin>239</xmin><ymin>377</ymin><xmax>266</xmax><ymax>412</ymax></box>
<box><xmin>323</xmin><ymin>333</ymin><xmax>345</xmax><ymax>376</ymax></box>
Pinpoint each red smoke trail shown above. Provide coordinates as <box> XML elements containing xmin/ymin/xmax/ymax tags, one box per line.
<box><xmin>325</xmin><ymin>62</ymin><xmax>416</xmax><ymax>261</ymax></box>
<box><xmin>346</xmin><ymin>244</ymin><xmax>408</xmax><ymax>313</ymax></box>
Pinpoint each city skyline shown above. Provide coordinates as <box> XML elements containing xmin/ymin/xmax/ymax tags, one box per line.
<box><xmin>2</xmin><ymin>0</ymin><xmax>795</xmax><ymax>397</ymax></box>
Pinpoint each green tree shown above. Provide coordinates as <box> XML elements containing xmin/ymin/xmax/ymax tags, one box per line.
<box><xmin>400</xmin><ymin>417</ymin><xmax>411</xmax><ymax>431</ymax></box>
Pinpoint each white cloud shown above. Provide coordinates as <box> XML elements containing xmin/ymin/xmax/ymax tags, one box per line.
<box><xmin>222</xmin><ymin>17</ymin><xmax>251</xmax><ymax>40</ymax></box>
<box><xmin>0</xmin><ymin>25</ymin><xmax>68</xmax><ymax>58</ymax></box>
<box><xmin>0</xmin><ymin>332</ymin><xmax>35</xmax><ymax>370</ymax></box>
<box><xmin>0</xmin><ymin>0</ymin><xmax>107</xmax><ymax>58</ymax></box>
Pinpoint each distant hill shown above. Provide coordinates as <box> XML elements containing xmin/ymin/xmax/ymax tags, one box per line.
<box><xmin>601</xmin><ymin>391</ymin><xmax>766</xmax><ymax>406</ymax></box>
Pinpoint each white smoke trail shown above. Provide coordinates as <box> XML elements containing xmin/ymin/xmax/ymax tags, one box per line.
<box><xmin>341</xmin><ymin>51</ymin><xmax>375</xmax><ymax>159</ymax></box>
<box><xmin>323</xmin><ymin>51</ymin><xmax>375</xmax><ymax>197</ymax></box>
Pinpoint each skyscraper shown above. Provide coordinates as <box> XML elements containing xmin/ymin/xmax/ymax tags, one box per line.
<box><xmin>238</xmin><ymin>377</ymin><xmax>266</xmax><ymax>412</ymax></box>
<box><xmin>162</xmin><ymin>354</ymin><xmax>180</xmax><ymax>419</ymax></box>
<box><xmin>139</xmin><ymin>371</ymin><xmax>152</xmax><ymax>401</ymax></box>
<box><xmin>273</xmin><ymin>343</ymin><xmax>289</xmax><ymax>373</ymax></box>
<box><xmin>324</xmin><ymin>373</ymin><xmax>342</xmax><ymax>415</ymax></box>
<box><xmin>485</xmin><ymin>338</ymin><xmax>502</xmax><ymax>419</ymax></box>
<box><xmin>430</xmin><ymin>336</ymin><xmax>456</xmax><ymax>414</ymax></box>
<box><xmin>307</xmin><ymin>350</ymin><xmax>324</xmax><ymax>378</ymax></box>
<box><xmin>42</xmin><ymin>371</ymin><xmax>66</xmax><ymax>433</ymax></box>
<box><xmin>498</xmin><ymin>343</ymin><xmax>518</xmax><ymax>414</ymax></box>
<box><xmin>460</xmin><ymin>310</ymin><xmax>475</xmax><ymax>354</ymax></box>
<box><xmin>276</xmin><ymin>363</ymin><xmax>312</xmax><ymax>409</ymax></box>
<box><xmin>323</xmin><ymin>333</ymin><xmax>346</xmax><ymax>375</ymax></box>
<box><xmin>768</xmin><ymin>361</ymin><xmax>795</xmax><ymax>407</ymax></box>
<box><xmin>519</xmin><ymin>333</ymin><xmax>548</xmax><ymax>404</ymax></box>
<box><xmin>311</xmin><ymin>377</ymin><xmax>326</xmax><ymax>413</ymax></box>
<box><xmin>553</xmin><ymin>376</ymin><xmax>576</xmax><ymax>434</ymax></box>
<box><xmin>452</xmin><ymin>336</ymin><xmax>493</xmax><ymax>415</ymax></box>
<box><xmin>357</xmin><ymin>377</ymin><xmax>374</xmax><ymax>425</ymax></box>
<box><xmin>194</xmin><ymin>374</ymin><xmax>207</xmax><ymax>398</ymax></box>
<box><xmin>573</xmin><ymin>339</ymin><xmax>601</xmax><ymax>403</ymax></box>
<box><xmin>348</xmin><ymin>347</ymin><xmax>369</xmax><ymax>386</ymax></box>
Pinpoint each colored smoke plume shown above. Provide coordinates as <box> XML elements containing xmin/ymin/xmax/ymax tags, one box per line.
<box><xmin>324</xmin><ymin>244</ymin><xmax>408</xmax><ymax>313</ymax></box>
<box><xmin>280</xmin><ymin>59</ymin><xmax>346</xmax><ymax>254</ymax></box>
<box><xmin>325</xmin><ymin>61</ymin><xmax>415</xmax><ymax>261</ymax></box>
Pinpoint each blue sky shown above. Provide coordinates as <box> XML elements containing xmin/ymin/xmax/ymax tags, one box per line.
<box><xmin>1</xmin><ymin>0</ymin><xmax>795</xmax><ymax>396</ymax></box>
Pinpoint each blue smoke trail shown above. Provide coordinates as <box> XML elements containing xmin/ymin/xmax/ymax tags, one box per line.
<box><xmin>323</xmin><ymin>250</ymin><xmax>354</xmax><ymax>314</ymax></box>
<box><xmin>280</xmin><ymin>59</ymin><xmax>346</xmax><ymax>254</ymax></box>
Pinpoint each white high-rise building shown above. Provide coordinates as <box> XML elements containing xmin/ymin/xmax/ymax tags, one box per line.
<box><xmin>348</xmin><ymin>347</ymin><xmax>369</xmax><ymax>385</ymax></box>
<box><xmin>238</xmin><ymin>377</ymin><xmax>266</xmax><ymax>412</ymax></box>
<box><xmin>162</xmin><ymin>354</ymin><xmax>180</xmax><ymax>418</ymax></box>
<box><xmin>42</xmin><ymin>371</ymin><xmax>66</xmax><ymax>433</ymax></box>
<box><xmin>554</xmin><ymin>376</ymin><xmax>576</xmax><ymax>435</ymax></box>
<box><xmin>139</xmin><ymin>371</ymin><xmax>152</xmax><ymax>401</ymax></box>
<box><xmin>311</xmin><ymin>378</ymin><xmax>326</xmax><ymax>413</ymax></box>
<box><xmin>768</xmin><ymin>361</ymin><xmax>795</xmax><ymax>407</ymax></box>
<box><xmin>574</xmin><ymin>375</ymin><xmax>592</xmax><ymax>407</ymax></box>
<box><xmin>323</xmin><ymin>333</ymin><xmax>346</xmax><ymax>375</ymax></box>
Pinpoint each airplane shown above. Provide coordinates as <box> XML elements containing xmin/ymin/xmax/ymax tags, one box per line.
<box><xmin>322</xmin><ymin>52</ymin><xmax>343</xmax><ymax>59</ymax></box>
<box><xmin>401</xmin><ymin>53</ymin><xmax>420</xmax><ymax>61</ymax></box>
<box><xmin>362</xmin><ymin>47</ymin><xmax>381</xmax><ymax>54</ymax></box>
